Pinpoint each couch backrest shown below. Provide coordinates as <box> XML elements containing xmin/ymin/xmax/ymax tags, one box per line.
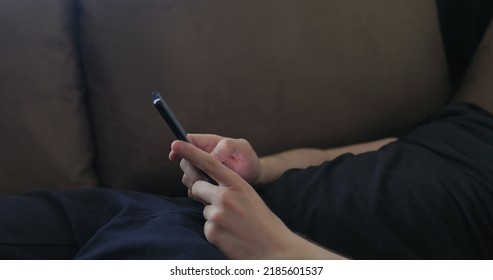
<box><xmin>78</xmin><ymin>0</ymin><xmax>450</xmax><ymax>195</ymax></box>
<box><xmin>0</xmin><ymin>0</ymin><xmax>450</xmax><ymax>195</ymax></box>
<box><xmin>0</xmin><ymin>0</ymin><xmax>97</xmax><ymax>194</ymax></box>
<box><xmin>455</xmin><ymin>20</ymin><xmax>493</xmax><ymax>112</ymax></box>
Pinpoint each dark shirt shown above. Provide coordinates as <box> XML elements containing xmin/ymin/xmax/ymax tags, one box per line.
<box><xmin>436</xmin><ymin>0</ymin><xmax>493</xmax><ymax>88</ymax></box>
<box><xmin>259</xmin><ymin>103</ymin><xmax>493</xmax><ymax>259</ymax></box>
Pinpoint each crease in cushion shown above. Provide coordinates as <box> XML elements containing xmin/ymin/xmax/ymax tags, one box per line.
<box><xmin>0</xmin><ymin>0</ymin><xmax>97</xmax><ymax>194</ymax></box>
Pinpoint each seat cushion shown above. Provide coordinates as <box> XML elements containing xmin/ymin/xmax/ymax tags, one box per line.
<box><xmin>79</xmin><ymin>0</ymin><xmax>450</xmax><ymax>195</ymax></box>
<box><xmin>0</xmin><ymin>0</ymin><xmax>97</xmax><ymax>194</ymax></box>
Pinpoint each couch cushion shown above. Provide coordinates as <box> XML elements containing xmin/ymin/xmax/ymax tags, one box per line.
<box><xmin>0</xmin><ymin>0</ymin><xmax>97</xmax><ymax>194</ymax></box>
<box><xmin>455</xmin><ymin>20</ymin><xmax>493</xmax><ymax>113</ymax></box>
<box><xmin>79</xmin><ymin>0</ymin><xmax>450</xmax><ymax>195</ymax></box>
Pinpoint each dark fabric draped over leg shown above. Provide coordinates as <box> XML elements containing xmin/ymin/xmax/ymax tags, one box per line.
<box><xmin>0</xmin><ymin>189</ymin><xmax>226</xmax><ymax>259</ymax></box>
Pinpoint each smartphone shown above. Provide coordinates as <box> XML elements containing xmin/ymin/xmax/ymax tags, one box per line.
<box><xmin>152</xmin><ymin>91</ymin><xmax>217</xmax><ymax>185</ymax></box>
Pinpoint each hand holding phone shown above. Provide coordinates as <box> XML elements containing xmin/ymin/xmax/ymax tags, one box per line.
<box><xmin>152</xmin><ymin>91</ymin><xmax>217</xmax><ymax>185</ymax></box>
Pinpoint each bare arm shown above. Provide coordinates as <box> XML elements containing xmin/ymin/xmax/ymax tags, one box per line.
<box><xmin>258</xmin><ymin>137</ymin><xmax>397</xmax><ymax>184</ymax></box>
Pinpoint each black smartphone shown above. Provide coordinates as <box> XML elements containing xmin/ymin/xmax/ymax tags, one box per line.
<box><xmin>152</xmin><ymin>91</ymin><xmax>188</xmax><ymax>142</ymax></box>
<box><xmin>152</xmin><ymin>91</ymin><xmax>217</xmax><ymax>185</ymax></box>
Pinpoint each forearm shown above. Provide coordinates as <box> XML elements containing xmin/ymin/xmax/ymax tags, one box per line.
<box><xmin>258</xmin><ymin>137</ymin><xmax>396</xmax><ymax>184</ymax></box>
<box><xmin>274</xmin><ymin>233</ymin><xmax>348</xmax><ymax>260</ymax></box>
<box><xmin>258</xmin><ymin>148</ymin><xmax>332</xmax><ymax>185</ymax></box>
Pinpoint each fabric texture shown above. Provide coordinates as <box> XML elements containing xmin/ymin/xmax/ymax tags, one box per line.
<box><xmin>0</xmin><ymin>0</ymin><xmax>97</xmax><ymax>194</ymax></box>
<box><xmin>0</xmin><ymin>189</ymin><xmax>225</xmax><ymax>260</ymax></box>
<box><xmin>259</xmin><ymin>103</ymin><xmax>493</xmax><ymax>259</ymax></box>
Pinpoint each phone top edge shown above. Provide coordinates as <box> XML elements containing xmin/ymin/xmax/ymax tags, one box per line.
<box><xmin>151</xmin><ymin>91</ymin><xmax>189</xmax><ymax>142</ymax></box>
<box><xmin>151</xmin><ymin>91</ymin><xmax>162</xmax><ymax>102</ymax></box>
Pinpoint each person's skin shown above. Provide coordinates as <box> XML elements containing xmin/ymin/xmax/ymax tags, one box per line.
<box><xmin>169</xmin><ymin>134</ymin><xmax>395</xmax><ymax>259</ymax></box>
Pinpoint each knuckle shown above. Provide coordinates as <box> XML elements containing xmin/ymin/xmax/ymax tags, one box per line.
<box><xmin>238</xmin><ymin>138</ymin><xmax>251</xmax><ymax>149</ymax></box>
<box><xmin>181</xmin><ymin>174</ymin><xmax>187</xmax><ymax>185</ymax></box>
<box><xmin>204</xmin><ymin>222</ymin><xmax>219</xmax><ymax>244</ymax></box>
<box><xmin>191</xmin><ymin>180</ymin><xmax>205</xmax><ymax>193</ymax></box>
<box><xmin>182</xmin><ymin>174</ymin><xmax>193</xmax><ymax>188</ymax></box>
<box><xmin>221</xmin><ymin>138</ymin><xmax>234</xmax><ymax>147</ymax></box>
<box><xmin>237</xmin><ymin>138</ymin><xmax>249</xmax><ymax>144</ymax></box>
<box><xmin>218</xmin><ymin>138</ymin><xmax>235</xmax><ymax>152</ymax></box>
<box><xmin>207</xmin><ymin>209</ymin><xmax>223</xmax><ymax>224</ymax></box>
<box><xmin>179</xmin><ymin>159</ymin><xmax>187</xmax><ymax>169</ymax></box>
<box><xmin>215</xmin><ymin>190</ymin><xmax>232</xmax><ymax>206</ymax></box>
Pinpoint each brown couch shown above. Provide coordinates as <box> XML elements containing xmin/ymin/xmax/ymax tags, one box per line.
<box><xmin>0</xmin><ymin>0</ymin><xmax>491</xmax><ymax>196</ymax></box>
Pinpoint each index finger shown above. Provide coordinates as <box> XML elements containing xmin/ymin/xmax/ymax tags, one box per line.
<box><xmin>169</xmin><ymin>134</ymin><xmax>221</xmax><ymax>161</ymax></box>
<box><xmin>187</xmin><ymin>134</ymin><xmax>225</xmax><ymax>153</ymax></box>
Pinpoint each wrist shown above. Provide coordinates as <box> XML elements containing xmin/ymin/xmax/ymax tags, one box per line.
<box><xmin>256</xmin><ymin>158</ymin><xmax>269</xmax><ymax>185</ymax></box>
<box><xmin>257</xmin><ymin>156</ymin><xmax>285</xmax><ymax>185</ymax></box>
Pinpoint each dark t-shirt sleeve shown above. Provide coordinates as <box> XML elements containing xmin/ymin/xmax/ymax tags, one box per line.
<box><xmin>258</xmin><ymin>103</ymin><xmax>493</xmax><ymax>259</ymax></box>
